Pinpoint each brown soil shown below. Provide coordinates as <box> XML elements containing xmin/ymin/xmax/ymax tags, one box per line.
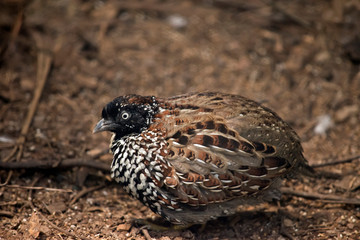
<box><xmin>1</xmin><ymin>0</ymin><xmax>360</xmax><ymax>239</ymax></box>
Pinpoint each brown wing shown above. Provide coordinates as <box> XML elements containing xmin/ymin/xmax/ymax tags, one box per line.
<box><xmin>164</xmin><ymin>92</ymin><xmax>304</xmax><ymax>165</ymax></box>
<box><xmin>153</xmin><ymin>92</ymin><xmax>304</xmax><ymax>207</ymax></box>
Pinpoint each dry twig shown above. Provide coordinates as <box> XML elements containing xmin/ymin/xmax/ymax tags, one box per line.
<box><xmin>311</xmin><ymin>155</ymin><xmax>360</xmax><ymax>168</ymax></box>
<box><xmin>69</xmin><ymin>184</ymin><xmax>105</xmax><ymax>205</ymax></box>
<box><xmin>0</xmin><ymin>158</ymin><xmax>109</xmax><ymax>171</ymax></box>
<box><xmin>281</xmin><ymin>187</ymin><xmax>360</xmax><ymax>205</ymax></box>
<box><xmin>3</xmin><ymin>33</ymin><xmax>53</xmax><ymax>162</ymax></box>
<box><xmin>280</xmin><ymin>215</ymin><xmax>295</xmax><ymax>240</ymax></box>
<box><xmin>0</xmin><ymin>210</ymin><xmax>14</xmax><ymax>217</ymax></box>
<box><xmin>0</xmin><ymin>3</ymin><xmax>24</xmax><ymax>57</ymax></box>
<box><xmin>0</xmin><ymin>170</ymin><xmax>13</xmax><ymax>197</ymax></box>
<box><xmin>141</xmin><ymin>228</ymin><xmax>153</xmax><ymax>240</ymax></box>
<box><xmin>1</xmin><ymin>184</ymin><xmax>72</xmax><ymax>192</ymax></box>
<box><xmin>0</xmin><ymin>170</ymin><xmax>12</xmax><ymax>185</ymax></box>
<box><xmin>260</xmin><ymin>0</ymin><xmax>311</xmax><ymax>28</ymax></box>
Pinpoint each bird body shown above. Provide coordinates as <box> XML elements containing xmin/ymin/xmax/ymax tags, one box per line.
<box><xmin>94</xmin><ymin>92</ymin><xmax>308</xmax><ymax>224</ymax></box>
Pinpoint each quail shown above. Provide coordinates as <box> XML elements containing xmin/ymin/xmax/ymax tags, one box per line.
<box><xmin>93</xmin><ymin>92</ymin><xmax>310</xmax><ymax>224</ymax></box>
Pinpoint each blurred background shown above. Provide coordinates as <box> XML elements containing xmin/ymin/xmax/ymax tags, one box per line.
<box><xmin>1</xmin><ymin>0</ymin><xmax>359</xmax><ymax>239</ymax></box>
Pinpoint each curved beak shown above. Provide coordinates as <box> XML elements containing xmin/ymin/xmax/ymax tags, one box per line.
<box><xmin>93</xmin><ymin>118</ymin><xmax>117</xmax><ymax>133</ymax></box>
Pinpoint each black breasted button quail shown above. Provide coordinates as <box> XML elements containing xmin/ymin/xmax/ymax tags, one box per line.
<box><xmin>93</xmin><ymin>92</ymin><xmax>310</xmax><ymax>224</ymax></box>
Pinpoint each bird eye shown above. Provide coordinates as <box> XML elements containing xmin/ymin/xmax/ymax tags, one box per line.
<box><xmin>121</xmin><ymin>111</ymin><xmax>131</xmax><ymax>120</ymax></box>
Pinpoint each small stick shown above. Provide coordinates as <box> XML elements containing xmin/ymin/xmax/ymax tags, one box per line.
<box><xmin>0</xmin><ymin>201</ymin><xmax>25</xmax><ymax>206</ymax></box>
<box><xmin>69</xmin><ymin>184</ymin><xmax>105</xmax><ymax>205</ymax></box>
<box><xmin>0</xmin><ymin>158</ymin><xmax>109</xmax><ymax>172</ymax></box>
<box><xmin>0</xmin><ymin>4</ymin><xmax>24</xmax><ymax>55</ymax></box>
<box><xmin>281</xmin><ymin>187</ymin><xmax>360</xmax><ymax>205</ymax></box>
<box><xmin>0</xmin><ymin>170</ymin><xmax>13</xmax><ymax>196</ymax></box>
<box><xmin>280</xmin><ymin>215</ymin><xmax>295</xmax><ymax>240</ymax></box>
<box><xmin>1</xmin><ymin>184</ymin><xmax>72</xmax><ymax>192</ymax></box>
<box><xmin>0</xmin><ymin>210</ymin><xmax>14</xmax><ymax>217</ymax></box>
<box><xmin>3</xmin><ymin>33</ymin><xmax>53</xmax><ymax>162</ymax></box>
<box><xmin>311</xmin><ymin>155</ymin><xmax>360</xmax><ymax>168</ymax></box>
<box><xmin>141</xmin><ymin>228</ymin><xmax>153</xmax><ymax>240</ymax></box>
<box><xmin>260</xmin><ymin>0</ymin><xmax>311</xmax><ymax>28</ymax></box>
<box><xmin>0</xmin><ymin>170</ymin><xmax>12</xmax><ymax>185</ymax></box>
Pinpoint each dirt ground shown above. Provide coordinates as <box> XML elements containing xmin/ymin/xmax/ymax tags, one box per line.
<box><xmin>1</xmin><ymin>0</ymin><xmax>360</xmax><ymax>239</ymax></box>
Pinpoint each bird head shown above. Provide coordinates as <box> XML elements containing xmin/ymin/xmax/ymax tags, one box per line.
<box><xmin>93</xmin><ymin>95</ymin><xmax>158</xmax><ymax>139</ymax></box>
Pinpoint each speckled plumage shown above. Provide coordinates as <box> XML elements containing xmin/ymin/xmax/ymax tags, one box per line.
<box><xmin>94</xmin><ymin>92</ymin><xmax>310</xmax><ymax>224</ymax></box>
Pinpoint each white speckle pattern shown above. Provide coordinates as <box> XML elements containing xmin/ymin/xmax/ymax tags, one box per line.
<box><xmin>110</xmin><ymin>130</ymin><xmax>178</xmax><ymax>217</ymax></box>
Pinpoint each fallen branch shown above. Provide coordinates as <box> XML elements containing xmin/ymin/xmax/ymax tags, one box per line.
<box><xmin>0</xmin><ymin>3</ymin><xmax>24</xmax><ymax>58</ymax></box>
<box><xmin>1</xmin><ymin>184</ymin><xmax>72</xmax><ymax>192</ymax></box>
<box><xmin>260</xmin><ymin>0</ymin><xmax>311</xmax><ymax>28</ymax></box>
<box><xmin>281</xmin><ymin>187</ymin><xmax>360</xmax><ymax>205</ymax></box>
<box><xmin>310</xmin><ymin>155</ymin><xmax>360</xmax><ymax>168</ymax></box>
<box><xmin>69</xmin><ymin>184</ymin><xmax>105</xmax><ymax>205</ymax></box>
<box><xmin>0</xmin><ymin>158</ymin><xmax>109</xmax><ymax>172</ymax></box>
<box><xmin>3</xmin><ymin>33</ymin><xmax>53</xmax><ymax>162</ymax></box>
<box><xmin>0</xmin><ymin>210</ymin><xmax>14</xmax><ymax>217</ymax></box>
<box><xmin>141</xmin><ymin>228</ymin><xmax>153</xmax><ymax>240</ymax></box>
